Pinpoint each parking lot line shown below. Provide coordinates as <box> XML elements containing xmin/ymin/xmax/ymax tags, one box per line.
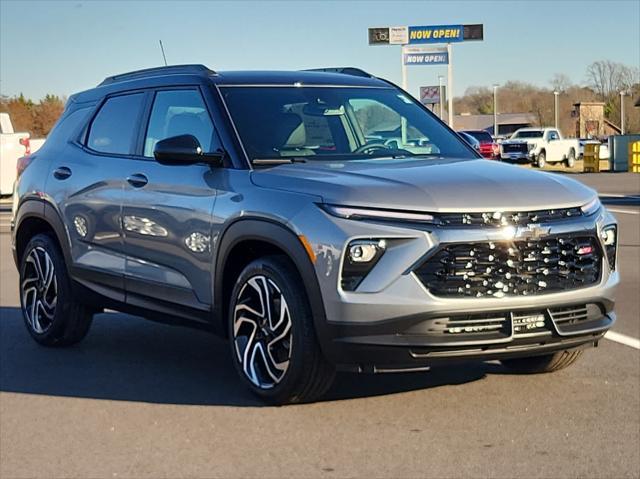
<box><xmin>608</xmin><ymin>208</ymin><xmax>640</xmax><ymax>215</ymax></box>
<box><xmin>604</xmin><ymin>331</ymin><xmax>640</xmax><ymax>350</ymax></box>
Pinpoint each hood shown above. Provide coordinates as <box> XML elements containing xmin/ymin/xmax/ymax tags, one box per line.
<box><xmin>501</xmin><ymin>138</ymin><xmax>535</xmax><ymax>144</ymax></box>
<box><xmin>250</xmin><ymin>158</ymin><xmax>597</xmax><ymax>212</ymax></box>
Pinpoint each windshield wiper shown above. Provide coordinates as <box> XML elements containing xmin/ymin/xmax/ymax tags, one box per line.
<box><xmin>252</xmin><ymin>157</ymin><xmax>308</xmax><ymax>166</ymax></box>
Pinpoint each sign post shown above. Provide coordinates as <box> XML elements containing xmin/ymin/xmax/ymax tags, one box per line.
<box><xmin>447</xmin><ymin>43</ymin><xmax>453</xmax><ymax>126</ymax></box>
<box><xmin>368</xmin><ymin>24</ymin><xmax>483</xmax><ymax>128</ymax></box>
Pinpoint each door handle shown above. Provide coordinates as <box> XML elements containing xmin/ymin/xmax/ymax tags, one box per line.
<box><xmin>126</xmin><ymin>173</ymin><xmax>148</xmax><ymax>188</ymax></box>
<box><xmin>53</xmin><ymin>166</ymin><xmax>72</xmax><ymax>180</ymax></box>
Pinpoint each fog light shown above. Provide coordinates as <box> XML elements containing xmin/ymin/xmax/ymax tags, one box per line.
<box><xmin>601</xmin><ymin>227</ymin><xmax>616</xmax><ymax>246</ymax></box>
<box><xmin>349</xmin><ymin>240</ymin><xmax>385</xmax><ymax>263</ymax></box>
<box><xmin>601</xmin><ymin>225</ymin><xmax>617</xmax><ymax>271</ymax></box>
<box><xmin>342</xmin><ymin>239</ymin><xmax>386</xmax><ymax>291</ymax></box>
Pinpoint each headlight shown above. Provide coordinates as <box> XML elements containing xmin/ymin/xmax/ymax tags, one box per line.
<box><xmin>527</xmin><ymin>143</ymin><xmax>536</xmax><ymax>151</ymax></box>
<box><xmin>580</xmin><ymin>197</ymin><xmax>602</xmax><ymax>216</ymax></box>
<box><xmin>601</xmin><ymin>225</ymin><xmax>617</xmax><ymax>270</ymax></box>
<box><xmin>342</xmin><ymin>239</ymin><xmax>386</xmax><ymax>291</ymax></box>
<box><xmin>320</xmin><ymin>204</ymin><xmax>435</xmax><ymax>223</ymax></box>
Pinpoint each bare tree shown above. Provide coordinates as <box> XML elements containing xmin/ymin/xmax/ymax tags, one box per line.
<box><xmin>586</xmin><ymin>60</ymin><xmax>639</xmax><ymax>101</ymax></box>
<box><xmin>550</xmin><ymin>73</ymin><xmax>572</xmax><ymax>93</ymax></box>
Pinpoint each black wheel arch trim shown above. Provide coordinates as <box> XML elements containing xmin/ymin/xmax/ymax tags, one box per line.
<box><xmin>13</xmin><ymin>198</ymin><xmax>72</xmax><ymax>268</ymax></box>
<box><xmin>213</xmin><ymin>217</ymin><xmax>329</xmax><ymax>347</ymax></box>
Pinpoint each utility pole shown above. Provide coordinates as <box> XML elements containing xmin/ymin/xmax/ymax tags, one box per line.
<box><xmin>493</xmin><ymin>84</ymin><xmax>499</xmax><ymax>137</ymax></box>
<box><xmin>620</xmin><ymin>91</ymin><xmax>626</xmax><ymax>134</ymax></box>
<box><xmin>553</xmin><ymin>91</ymin><xmax>559</xmax><ymax>129</ymax></box>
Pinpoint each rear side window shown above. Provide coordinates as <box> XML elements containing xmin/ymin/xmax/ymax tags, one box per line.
<box><xmin>144</xmin><ymin>89</ymin><xmax>216</xmax><ymax>157</ymax></box>
<box><xmin>87</xmin><ymin>93</ymin><xmax>144</xmax><ymax>155</ymax></box>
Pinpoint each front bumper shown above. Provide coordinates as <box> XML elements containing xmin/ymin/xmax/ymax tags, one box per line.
<box><xmin>500</xmin><ymin>152</ymin><xmax>535</xmax><ymax>163</ymax></box>
<box><xmin>322</xmin><ymin>304</ymin><xmax>614</xmax><ymax>371</ymax></box>
<box><xmin>291</xmin><ymin>202</ymin><xmax>619</xmax><ymax>371</ymax></box>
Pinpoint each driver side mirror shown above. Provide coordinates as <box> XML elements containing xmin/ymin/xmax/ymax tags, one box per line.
<box><xmin>153</xmin><ymin>134</ymin><xmax>224</xmax><ymax>166</ymax></box>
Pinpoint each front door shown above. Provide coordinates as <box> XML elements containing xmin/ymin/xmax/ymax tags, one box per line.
<box><xmin>122</xmin><ymin>88</ymin><xmax>219</xmax><ymax>317</ymax></box>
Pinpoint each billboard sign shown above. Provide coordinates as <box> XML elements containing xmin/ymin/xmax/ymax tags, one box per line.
<box><xmin>408</xmin><ymin>25</ymin><xmax>464</xmax><ymax>44</ymax></box>
<box><xmin>370</xmin><ymin>24</ymin><xmax>483</xmax><ymax>45</ymax></box>
<box><xmin>404</xmin><ymin>47</ymin><xmax>449</xmax><ymax>65</ymax></box>
<box><xmin>420</xmin><ymin>86</ymin><xmax>446</xmax><ymax>105</ymax></box>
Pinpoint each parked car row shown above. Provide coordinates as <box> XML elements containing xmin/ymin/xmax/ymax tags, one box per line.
<box><xmin>456</xmin><ymin>126</ymin><xmax>609</xmax><ymax>168</ymax></box>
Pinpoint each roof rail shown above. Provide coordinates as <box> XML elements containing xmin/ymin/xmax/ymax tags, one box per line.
<box><xmin>98</xmin><ymin>64</ymin><xmax>216</xmax><ymax>86</ymax></box>
<box><xmin>302</xmin><ymin>67</ymin><xmax>374</xmax><ymax>78</ymax></box>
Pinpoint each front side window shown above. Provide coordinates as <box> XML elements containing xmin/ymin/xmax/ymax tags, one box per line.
<box><xmin>87</xmin><ymin>93</ymin><xmax>144</xmax><ymax>155</ymax></box>
<box><xmin>221</xmin><ymin>86</ymin><xmax>474</xmax><ymax>162</ymax></box>
<box><xmin>144</xmin><ymin>89</ymin><xmax>216</xmax><ymax>157</ymax></box>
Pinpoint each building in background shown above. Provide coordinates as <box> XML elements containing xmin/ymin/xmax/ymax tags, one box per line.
<box><xmin>572</xmin><ymin>102</ymin><xmax>621</xmax><ymax>139</ymax></box>
<box><xmin>453</xmin><ymin>113</ymin><xmax>536</xmax><ymax>136</ymax></box>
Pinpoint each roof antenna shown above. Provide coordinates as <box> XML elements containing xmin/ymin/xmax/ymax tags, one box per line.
<box><xmin>159</xmin><ymin>40</ymin><xmax>168</xmax><ymax>66</ymax></box>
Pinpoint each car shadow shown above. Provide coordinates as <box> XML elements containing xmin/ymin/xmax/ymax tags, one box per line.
<box><xmin>0</xmin><ymin>307</ymin><xmax>489</xmax><ymax>407</ymax></box>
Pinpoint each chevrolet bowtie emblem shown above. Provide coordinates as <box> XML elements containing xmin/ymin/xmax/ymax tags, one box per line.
<box><xmin>515</xmin><ymin>224</ymin><xmax>551</xmax><ymax>240</ymax></box>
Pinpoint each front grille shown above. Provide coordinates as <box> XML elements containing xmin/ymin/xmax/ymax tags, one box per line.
<box><xmin>502</xmin><ymin>143</ymin><xmax>528</xmax><ymax>154</ymax></box>
<box><xmin>438</xmin><ymin>207</ymin><xmax>583</xmax><ymax>228</ymax></box>
<box><xmin>415</xmin><ymin>235</ymin><xmax>602</xmax><ymax>298</ymax></box>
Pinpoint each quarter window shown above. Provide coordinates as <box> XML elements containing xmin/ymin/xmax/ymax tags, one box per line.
<box><xmin>144</xmin><ymin>90</ymin><xmax>217</xmax><ymax>157</ymax></box>
<box><xmin>87</xmin><ymin>93</ymin><xmax>144</xmax><ymax>155</ymax></box>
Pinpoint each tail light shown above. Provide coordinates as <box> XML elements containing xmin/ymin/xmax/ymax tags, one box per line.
<box><xmin>19</xmin><ymin>137</ymin><xmax>31</xmax><ymax>155</ymax></box>
<box><xmin>16</xmin><ymin>155</ymin><xmax>36</xmax><ymax>178</ymax></box>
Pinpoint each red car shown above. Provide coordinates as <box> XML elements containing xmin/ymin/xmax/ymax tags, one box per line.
<box><xmin>460</xmin><ymin>130</ymin><xmax>500</xmax><ymax>159</ymax></box>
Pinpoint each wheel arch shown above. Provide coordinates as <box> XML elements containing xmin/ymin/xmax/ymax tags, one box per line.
<box><xmin>213</xmin><ymin>218</ymin><xmax>327</xmax><ymax>342</ymax></box>
<box><xmin>13</xmin><ymin>200</ymin><xmax>71</xmax><ymax>268</ymax></box>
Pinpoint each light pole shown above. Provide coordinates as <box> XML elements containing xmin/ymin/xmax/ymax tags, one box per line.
<box><xmin>493</xmin><ymin>84</ymin><xmax>499</xmax><ymax>137</ymax></box>
<box><xmin>553</xmin><ymin>91</ymin><xmax>559</xmax><ymax>129</ymax></box>
<box><xmin>620</xmin><ymin>90</ymin><xmax>626</xmax><ymax>135</ymax></box>
<box><xmin>438</xmin><ymin>75</ymin><xmax>444</xmax><ymax>119</ymax></box>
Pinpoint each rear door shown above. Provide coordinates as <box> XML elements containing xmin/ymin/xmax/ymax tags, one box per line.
<box><xmin>122</xmin><ymin>88</ymin><xmax>219</xmax><ymax>316</ymax></box>
<box><xmin>52</xmin><ymin>92</ymin><xmax>146</xmax><ymax>300</ymax></box>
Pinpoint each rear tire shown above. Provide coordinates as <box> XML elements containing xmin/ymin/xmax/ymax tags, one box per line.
<box><xmin>19</xmin><ymin>233</ymin><xmax>93</xmax><ymax>346</ymax></box>
<box><xmin>536</xmin><ymin>150</ymin><xmax>546</xmax><ymax>168</ymax></box>
<box><xmin>565</xmin><ymin>149</ymin><xmax>576</xmax><ymax>168</ymax></box>
<box><xmin>228</xmin><ymin>255</ymin><xmax>335</xmax><ymax>405</ymax></box>
<box><xmin>501</xmin><ymin>350</ymin><xmax>583</xmax><ymax>374</ymax></box>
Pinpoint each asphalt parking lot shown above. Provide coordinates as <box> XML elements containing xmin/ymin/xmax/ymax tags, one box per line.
<box><xmin>0</xmin><ymin>172</ymin><xmax>638</xmax><ymax>478</ymax></box>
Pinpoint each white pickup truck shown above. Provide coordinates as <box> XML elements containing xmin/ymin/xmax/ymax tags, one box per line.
<box><xmin>0</xmin><ymin>112</ymin><xmax>45</xmax><ymax>196</ymax></box>
<box><xmin>500</xmin><ymin>127</ymin><xmax>580</xmax><ymax>168</ymax></box>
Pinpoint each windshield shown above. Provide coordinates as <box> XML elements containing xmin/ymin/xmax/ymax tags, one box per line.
<box><xmin>463</xmin><ymin>130</ymin><xmax>493</xmax><ymax>143</ymax></box>
<box><xmin>512</xmin><ymin>130</ymin><xmax>543</xmax><ymax>139</ymax></box>
<box><xmin>220</xmin><ymin>86</ymin><xmax>475</xmax><ymax>162</ymax></box>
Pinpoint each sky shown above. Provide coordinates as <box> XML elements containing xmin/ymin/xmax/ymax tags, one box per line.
<box><xmin>1</xmin><ymin>0</ymin><xmax>639</xmax><ymax>101</ymax></box>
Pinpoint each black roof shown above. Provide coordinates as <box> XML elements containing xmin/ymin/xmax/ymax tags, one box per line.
<box><xmin>70</xmin><ymin>65</ymin><xmax>390</xmax><ymax>104</ymax></box>
<box><xmin>99</xmin><ymin>64</ymin><xmax>216</xmax><ymax>86</ymax></box>
<box><xmin>214</xmin><ymin>70</ymin><xmax>388</xmax><ymax>87</ymax></box>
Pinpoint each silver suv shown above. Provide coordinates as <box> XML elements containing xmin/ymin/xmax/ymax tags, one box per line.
<box><xmin>11</xmin><ymin>65</ymin><xmax>619</xmax><ymax>404</ymax></box>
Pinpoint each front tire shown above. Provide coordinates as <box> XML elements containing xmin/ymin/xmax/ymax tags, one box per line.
<box><xmin>536</xmin><ymin>150</ymin><xmax>546</xmax><ymax>168</ymax></box>
<box><xmin>228</xmin><ymin>255</ymin><xmax>335</xmax><ymax>404</ymax></box>
<box><xmin>501</xmin><ymin>350</ymin><xmax>583</xmax><ymax>374</ymax></box>
<box><xmin>19</xmin><ymin>233</ymin><xmax>93</xmax><ymax>346</ymax></box>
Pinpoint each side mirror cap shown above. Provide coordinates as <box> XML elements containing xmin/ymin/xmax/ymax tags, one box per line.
<box><xmin>153</xmin><ymin>134</ymin><xmax>223</xmax><ymax>166</ymax></box>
